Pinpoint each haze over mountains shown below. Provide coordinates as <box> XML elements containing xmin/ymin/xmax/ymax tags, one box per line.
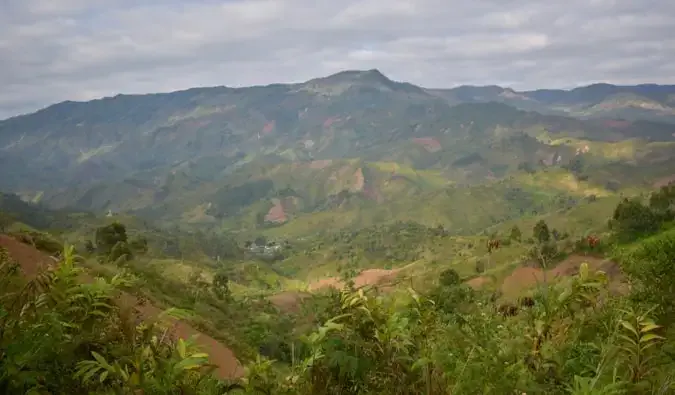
<box><xmin>2</xmin><ymin>69</ymin><xmax>675</xmax><ymax>235</ymax></box>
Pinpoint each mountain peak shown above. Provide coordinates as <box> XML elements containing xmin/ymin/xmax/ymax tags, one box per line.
<box><xmin>312</xmin><ymin>68</ymin><xmax>390</xmax><ymax>84</ymax></box>
<box><xmin>303</xmin><ymin>69</ymin><xmax>427</xmax><ymax>96</ymax></box>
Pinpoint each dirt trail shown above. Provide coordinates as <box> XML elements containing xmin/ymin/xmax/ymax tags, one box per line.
<box><xmin>0</xmin><ymin>235</ymin><xmax>244</xmax><ymax>379</ymax></box>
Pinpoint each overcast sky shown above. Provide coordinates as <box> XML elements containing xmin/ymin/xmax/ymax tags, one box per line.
<box><xmin>1</xmin><ymin>0</ymin><xmax>674</xmax><ymax>119</ymax></box>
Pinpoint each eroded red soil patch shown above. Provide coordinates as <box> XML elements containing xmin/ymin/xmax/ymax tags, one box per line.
<box><xmin>323</xmin><ymin>116</ymin><xmax>340</xmax><ymax>128</ymax></box>
<box><xmin>653</xmin><ymin>174</ymin><xmax>675</xmax><ymax>188</ymax></box>
<box><xmin>603</xmin><ymin>119</ymin><xmax>632</xmax><ymax>128</ymax></box>
<box><xmin>264</xmin><ymin>198</ymin><xmax>288</xmax><ymax>223</ymax></box>
<box><xmin>262</xmin><ymin>121</ymin><xmax>275</xmax><ymax>134</ymax></box>
<box><xmin>268</xmin><ymin>291</ymin><xmax>311</xmax><ymax>313</ymax></box>
<box><xmin>352</xmin><ymin>168</ymin><xmax>365</xmax><ymax>191</ymax></box>
<box><xmin>500</xmin><ymin>255</ymin><xmax>624</xmax><ymax>299</ymax></box>
<box><xmin>0</xmin><ymin>235</ymin><xmax>244</xmax><ymax>379</ymax></box>
<box><xmin>308</xmin><ymin>267</ymin><xmax>403</xmax><ymax>292</ymax></box>
<box><xmin>412</xmin><ymin>137</ymin><xmax>442</xmax><ymax>152</ymax></box>
<box><xmin>465</xmin><ymin>276</ymin><xmax>492</xmax><ymax>289</ymax></box>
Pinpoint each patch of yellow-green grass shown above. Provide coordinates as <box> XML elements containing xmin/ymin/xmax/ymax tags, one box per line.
<box><xmin>548</xmin><ymin>138</ymin><xmax>642</xmax><ymax>160</ymax></box>
<box><xmin>166</xmin><ymin>105</ymin><xmax>233</xmax><ymax>125</ymax></box>
<box><xmin>513</xmin><ymin>169</ymin><xmax>610</xmax><ymax>197</ymax></box>
<box><xmin>77</xmin><ymin>144</ymin><xmax>119</xmax><ymax>163</ymax></box>
<box><xmin>370</xmin><ymin>161</ymin><xmax>450</xmax><ymax>188</ymax></box>
<box><xmin>488</xmin><ymin>196</ymin><xmax>622</xmax><ymax>240</ymax></box>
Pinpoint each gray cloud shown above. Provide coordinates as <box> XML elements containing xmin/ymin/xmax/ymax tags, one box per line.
<box><xmin>1</xmin><ymin>0</ymin><xmax>675</xmax><ymax>118</ymax></box>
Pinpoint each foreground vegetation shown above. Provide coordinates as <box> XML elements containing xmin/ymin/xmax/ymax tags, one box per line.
<box><xmin>0</xmin><ymin>183</ymin><xmax>674</xmax><ymax>394</ymax></box>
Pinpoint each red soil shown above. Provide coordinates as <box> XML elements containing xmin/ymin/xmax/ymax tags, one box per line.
<box><xmin>412</xmin><ymin>137</ymin><xmax>442</xmax><ymax>152</ymax></box>
<box><xmin>268</xmin><ymin>291</ymin><xmax>311</xmax><ymax>313</ymax></box>
<box><xmin>0</xmin><ymin>234</ymin><xmax>244</xmax><ymax>379</ymax></box>
<box><xmin>653</xmin><ymin>174</ymin><xmax>675</xmax><ymax>188</ymax></box>
<box><xmin>500</xmin><ymin>255</ymin><xmax>624</xmax><ymax>298</ymax></box>
<box><xmin>465</xmin><ymin>276</ymin><xmax>492</xmax><ymax>289</ymax></box>
<box><xmin>264</xmin><ymin>199</ymin><xmax>288</xmax><ymax>223</ymax></box>
<box><xmin>262</xmin><ymin>121</ymin><xmax>275</xmax><ymax>134</ymax></box>
<box><xmin>323</xmin><ymin>116</ymin><xmax>340</xmax><ymax>128</ymax></box>
<box><xmin>308</xmin><ymin>267</ymin><xmax>402</xmax><ymax>292</ymax></box>
<box><xmin>602</xmin><ymin>120</ymin><xmax>632</xmax><ymax>129</ymax></box>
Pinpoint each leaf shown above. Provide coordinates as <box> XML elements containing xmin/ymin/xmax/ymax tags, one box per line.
<box><xmin>558</xmin><ymin>288</ymin><xmax>572</xmax><ymax>304</ymax></box>
<box><xmin>177</xmin><ymin>338</ymin><xmax>187</xmax><ymax>359</ymax></box>
<box><xmin>91</xmin><ymin>351</ymin><xmax>113</xmax><ymax>370</ymax></box>
<box><xmin>620</xmin><ymin>321</ymin><xmax>638</xmax><ymax>337</ymax></box>
<box><xmin>640</xmin><ymin>323</ymin><xmax>661</xmax><ymax>333</ymax></box>
<box><xmin>639</xmin><ymin>333</ymin><xmax>665</xmax><ymax>343</ymax></box>
<box><xmin>579</xmin><ymin>262</ymin><xmax>589</xmax><ymax>281</ymax></box>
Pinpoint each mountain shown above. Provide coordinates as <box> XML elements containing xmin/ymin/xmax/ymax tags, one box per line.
<box><xmin>428</xmin><ymin>83</ymin><xmax>675</xmax><ymax>123</ymax></box>
<box><xmin>1</xmin><ymin>69</ymin><xmax>675</xmax><ymax>235</ymax></box>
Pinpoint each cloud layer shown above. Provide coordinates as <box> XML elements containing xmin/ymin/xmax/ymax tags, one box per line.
<box><xmin>2</xmin><ymin>0</ymin><xmax>675</xmax><ymax>118</ymax></box>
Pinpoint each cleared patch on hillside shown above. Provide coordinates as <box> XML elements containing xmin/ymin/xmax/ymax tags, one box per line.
<box><xmin>654</xmin><ymin>174</ymin><xmax>675</xmax><ymax>188</ymax></box>
<box><xmin>0</xmin><ymin>234</ymin><xmax>54</xmax><ymax>277</ymax></box>
<box><xmin>265</xmin><ymin>198</ymin><xmax>288</xmax><ymax>223</ymax></box>
<box><xmin>307</xmin><ymin>265</ymin><xmax>412</xmax><ymax>292</ymax></box>
<box><xmin>262</xmin><ymin>121</ymin><xmax>275</xmax><ymax>134</ymax></box>
<box><xmin>412</xmin><ymin>137</ymin><xmax>442</xmax><ymax>152</ymax></box>
<box><xmin>268</xmin><ymin>291</ymin><xmax>311</xmax><ymax>313</ymax></box>
<box><xmin>0</xmin><ymin>235</ymin><xmax>244</xmax><ymax>379</ymax></box>
<box><xmin>465</xmin><ymin>275</ymin><xmax>492</xmax><ymax>289</ymax></box>
<box><xmin>499</xmin><ymin>254</ymin><xmax>625</xmax><ymax>299</ymax></box>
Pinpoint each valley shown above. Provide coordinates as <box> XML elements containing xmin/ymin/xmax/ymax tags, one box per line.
<box><xmin>1</xmin><ymin>70</ymin><xmax>675</xmax><ymax>394</ymax></box>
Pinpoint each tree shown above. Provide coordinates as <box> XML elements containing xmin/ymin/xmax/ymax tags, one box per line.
<box><xmin>610</xmin><ymin>198</ymin><xmax>660</xmax><ymax>241</ymax></box>
<box><xmin>0</xmin><ymin>210</ymin><xmax>13</xmax><ymax>233</ymax></box>
<box><xmin>95</xmin><ymin>222</ymin><xmax>128</xmax><ymax>255</ymax></box>
<box><xmin>212</xmin><ymin>270</ymin><xmax>231</xmax><ymax>300</ymax></box>
<box><xmin>533</xmin><ymin>220</ymin><xmax>550</xmax><ymax>243</ymax></box>
<box><xmin>509</xmin><ymin>225</ymin><xmax>522</xmax><ymax>241</ymax></box>
<box><xmin>439</xmin><ymin>268</ymin><xmax>461</xmax><ymax>287</ymax></box>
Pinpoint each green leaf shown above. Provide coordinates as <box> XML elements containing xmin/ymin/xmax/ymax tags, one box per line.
<box><xmin>639</xmin><ymin>333</ymin><xmax>665</xmax><ymax>343</ymax></box>
<box><xmin>620</xmin><ymin>321</ymin><xmax>638</xmax><ymax>337</ymax></box>
<box><xmin>91</xmin><ymin>351</ymin><xmax>113</xmax><ymax>370</ymax></box>
<box><xmin>640</xmin><ymin>323</ymin><xmax>661</xmax><ymax>333</ymax></box>
<box><xmin>579</xmin><ymin>262</ymin><xmax>589</xmax><ymax>281</ymax></box>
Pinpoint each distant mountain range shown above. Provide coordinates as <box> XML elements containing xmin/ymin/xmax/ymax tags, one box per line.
<box><xmin>1</xmin><ymin>69</ymin><xmax>674</xmax><ymax>236</ymax></box>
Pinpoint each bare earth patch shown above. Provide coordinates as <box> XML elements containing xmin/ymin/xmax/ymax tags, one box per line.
<box><xmin>500</xmin><ymin>255</ymin><xmax>625</xmax><ymax>299</ymax></box>
<box><xmin>308</xmin><ymin>267</ymin><xmax>404</xmax><ymax>292</ymax></box>
<box><xmin>465</xmin><ymin>276</ymin><xmax>492</xmax><ymax>289</ymax></box>
<box><xmin>268</xmin><ymin>291</ymin><xmax>311</xmax><ymax>313</ymax></box>
<box><xmin>264</xmin><ymin>198</ymin><xmax>288</xmax><ymax>223</ymax></box>
<box><xmin>262</xmin><ymin>120</ymin><xmax>275</xmax><ymax>134</ymax></box>
<box><xmin>653</xmin><ymin>174</ymin><xmax>675</xmax><ymax>188</ymax></box>
<box><xmin>412</xmin><ymin>137</ymin><xmax>442</xmax><ymax>152</ymax></box>
<box><xmin>1</xmin><ymin>235</ymin><xmax>244</xmax><ymax>379</ymax></box>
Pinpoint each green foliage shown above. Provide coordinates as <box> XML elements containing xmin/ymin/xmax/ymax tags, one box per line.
<box><xmin>0</xmin><ymin>245</ymin><xmax>227</xmax><ymax>394</ymax></box>
<box><xmin>610</xmin><ymin>198</ymin><xmax>660</xmax><ymax>242</ymax></box>
<box><xmin>509</xmin><ymin>225</ymin><xmax>522</xmax><ymax>241</ymax></box>
<box><xmin>533</xmin><ymin>219</ymin><xmax>551</xmax><ymax>243</ymax></box>
<box><xmin>95</xmin><ymin>222</ymin><xmax>129</xmax><ymax>255</ymax></box>
<box><xmin>212</xmin><ymin>270</ymin><xmax>231</xmax><ymax>300</ymax></box>
<box><xmin>0</xmin><ymin>210</ymin><xmax>13</xmax><ymax>232</ymax></box>
<box><xmin>438</xmin><ymin>268</ymin><xmax>461</xmax><ymax>287</ymax></box>
<box><xmin>620</xmin><ymin>229</ymin><xmax>675</xmax><ymax>322</ymax></box>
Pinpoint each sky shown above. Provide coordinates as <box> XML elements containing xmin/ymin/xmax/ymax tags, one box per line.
<box><xmin>1</xmin><ymin>0</ymin><xmax>675</xmax><ymax>119</ymax></box>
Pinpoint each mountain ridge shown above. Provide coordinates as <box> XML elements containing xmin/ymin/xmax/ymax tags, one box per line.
<box><xmin>2</xmin><ymin>68</ymin><xmax>675</xmax><ymax>236</ymax></box>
